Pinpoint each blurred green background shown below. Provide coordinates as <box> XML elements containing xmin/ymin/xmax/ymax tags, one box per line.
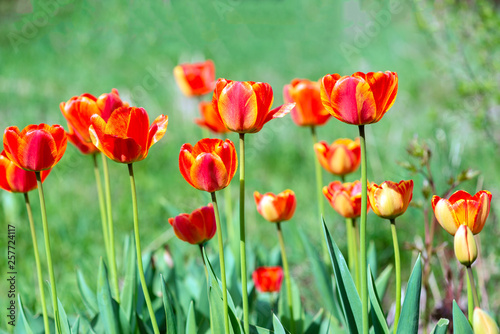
<box><xmin>1</xmin><ymin>0</ymin><xmax>500</xmax><ymax>330</ymax></box>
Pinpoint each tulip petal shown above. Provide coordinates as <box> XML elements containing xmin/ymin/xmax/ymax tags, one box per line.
<box><xmin>147</xmin><ymin>115</ymin><xmax>168</xmax><ymax>150</ymax></box>
<box><xmin>218</xmin><ymin>81</ymin><xmax>259</xmax><ymax>132</ymax></box>
<box><xmin>60</xmin><ymin>95</ymin><xmax>99</xmax><ymax>142</ymax></box>
<box><xmin>433</xmin><ymin>198</ymin><xmax>459</xmax><ymax>235</ymax></box>
<box><xmin>179</xmin><ymin>145</ymin><xmax>197</xmax><ymax>189</ymax></box>
<box><xmin>331</xmin><ymin>76</ymin><xmax>377</xmax><ymax>125</ymax></box>
<box><xmin>126</xmin><ymin>107</ymin><xmax>150</xmax><ymax>149</ymax></box>
<box><xmin>364</xmin><ymin>71</ymin><xmax>398</xmax><ymax>120</ymax></box>
<box><xmin>190</xmin><ymin>153</ymin><xmax>228</xmax><ymax>192</ymax></box>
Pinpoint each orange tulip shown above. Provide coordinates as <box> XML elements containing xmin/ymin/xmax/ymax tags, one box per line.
<box><xmin>432</xmin><ymin>190</ymin><xmax>492</xmax><ymax>236</ymax></box>
<box><xmin>252</xmin><ymin>266</ymin><xmax>284</xmax><ymax>293</ymax></box>
<box><xmin>314</xmin><ymin>138</ymin><xmax>361</xmax><ymax>176</ymax></box>
<box><xmin>212</xmin><ymin>78</ymin><xmax>295</xmax><ymax>133</ymax></box>
<box><xmin>320</xmin><ymin>71</ymin><xmax>398</xmax><ymax>125</ymax></box>
<box><xmin>3</xmin><ymin>124</ymin><xmax>67</xmax><ymax>172</ymax></box>
<box><xmin>254</xmin><ymin>189</ymin><xmax>296</xmax><ymax>223</ymax></box>
<box><xmin>0</xmin><ymin>151</ymin><xmax>50</xmax><ymax>193</ymax></box>
<box><xmin>195</xmin><ymin>101</ymin><xmax>229</xmax><ymax>134</ymax></box>
<box><xmin>169</xmin><ymin>204</ymin><xmax>217</xmax><ymax>245</ymax></box>
<box><xmin>89</xmin><ymin>106</ymin><xmax>168</xmax><ymax>164</ymax></box>
<box><xmin>179</xmin><ymin>138</ymin><xmax>237</xmax><ymax>193</ymax></box>
<box><xmin>368</xmin><ymin>180</ymin><xmax>413</xmax><ymax>220</ymax></box>
<box><xmin>66</xmin><ymin>124</ymin><xmax>100</xmax><ymax>155</ymax></box>
<box><xmin>323</xmin><ymin>180</ymin><xmax>369</xmax><ymax>219</ymax></box>
<box><xmin>173</xmin><ymin>60</ymin><xmax>215</xmax><ymax>97</ymax></box>
<box><xmin>283</xmin><ymin>78</ymin><xmax>331</xmax><ymax>126</ymax></box>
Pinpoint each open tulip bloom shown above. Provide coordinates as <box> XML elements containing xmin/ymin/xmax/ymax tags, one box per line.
<box><xmin>314</xmin><ymin>138</ymin><xmax>361</xmax><ymax>177</ymax></box>
<box><xmin>169</xmin><ymin>204</ymin><xmax>217</xmax><ymax>246</ymax></box>
<box><xmin>173</xmin><ymin>60</ymin><xmax>215</xmax><ymax>97</ymax></box>
<box><xmin>252</xmin><ymin>266</ymin><xmax>284</xmax><ymax>293</ymax></box>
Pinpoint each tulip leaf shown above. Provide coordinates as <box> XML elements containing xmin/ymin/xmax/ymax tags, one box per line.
<box><xmin>160</xmin><ymin>275</ymin><xmax>177</xmax><ymax>334</ymax></box>
<box><xmin>367</xmin><ymin>268</ymin><xmax>389</xmax><ymax>334</ymax></box>
<box><xmin>185</xmin><ymin>301</ymin><xmax>197</xmax><ymax>334</ymax></box>
<box><xmin>15</xmin><ymin>294</ymin><xmax>34</xmax><ymax>334</ymax></box>
<box><xmin>248</xmin><ymin>324</ymin><xmax>273</xmax><ymax>333</ymax></box>
<box><xmin>322</xmin><ymin>220</ymin><xmax>362</xmax><ymax>334</ymax></box>
<box><xmin>430</xmin><ymin>318</ymin><xmax>449</xmax><ymax>334</ymax></box>
<box><xmin>273</xmin><ymin>313</ymin><xmax>287</xmax><ymax>334</ymax></box>
<box><xmin>278</xmin><ymin>278</ymin><xmax>304</xmax><ymax>333</ymax></box>
<box><xmin>367</xmin><ymin>241</ymin><xmax>378</xmax><ymax>279</ymax></box>
<box><xmin>374</xmin><ymin>264</ymin><xmax>393</xmax><ymax>302</ymax></box>
<box><xmin>58</xmin><ymin>298</ymin><xmax>72</xmax><ymax>334</ymax></box>
<box><xmin>120</xmin><ymin>234</ymin><xmax>137</xmax><ymax>329</ymax></box>
<box><xmin>304</xmin><ymin>308</ymin><xmax>323</xmax><ymax>334</ymax></box>
<box><xmin>452</xmin><ymin>300</ymin><xmax>473</xmax><ymax>334</ymax></box>
<box><xmin>71</xmin><ymin>317</ymin><xmax>81</xmax><ymax>334</ymax></box>
<box><xmin>396</xmin><ymin>254</ymin><xmax>422</xmax><ymax>334</ymax></box>
<box><xmin>77</xmin><ymin>268</ymin><xmax>98</xmax><ymax>315</ymax></box>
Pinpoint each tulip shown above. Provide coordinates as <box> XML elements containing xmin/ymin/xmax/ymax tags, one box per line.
<box><xmin>0</xmin><ymin>151</ymin><xmax>50</xmax><ymax>193</ymax></box>
<box><xmin>432</xmin><ymin>190</ymin><xmax>492</xmax><ymax>236</ymax></box>
<box><xmin>320</xmin><ymin>71</ymin><xmax>398</xmax><ymax>125</ymax></box>
<box><xmin>323</xmin><ymin>180</ymin><xmax>368</xmax><ymax>219</ymax></box>
<box><xmin>173</xmin><ymin>60</ymin><xmax>215</xmax><ymax>97</ymax></box>
<box><xmin>179</xmin><ymin>138</ymin><xmax>237</xmax><ymax>193</ymax></box>
<box><xmin>254</xmin><ymin>190</ymin><xmax>296</xmax><ymax>223</ymax></box>
<box><xmin>368</xmin><ymin>180</ymin><xmax>413</xmax><ymax>220</ymax></box>
<box><xmin>473</xmin><ymin>308</ymin><xmax>500</xmax><ymax>334</ymax></box>
<box><xmin>283</xmin><ymin>78</ymin><xmax>331</xmax><ymax>126</ymax></box>
<box><xmin>454</xmin><ymin>225</ymin><xmax>477</xmax><ymax>267</ymax></box>
<box><xmin>314</xmin><ymin>138</ymin><xmax>361</xmax><ymax>176</ymax></box>
<box><xmin>212</xmin><ymin>78</ymin><xmax>294</xmax><ymax>133</ymax></box>
<box><xmin>252</xmin><ymin>266</ymin><xmax>284</xmax><ymax>293</ymax></box>
<box><xmin>3</xmin><ymin>124</ymin><xmax>67</xmax><ymax>172</ymax></box>
<box><xmin>195</xmin><ymin>101</ymin><xmax>229</xmax><ymax>134</ymax></box>
<box><xmin>89</xmin><ymin>106</ymin><xmax>168</xmax><ymax>164</ymax></box>
<box><xmin>169</xmin><ymin>204</ymin><xmax>216</xmax><ymax>245</ymax></box>
<box><xmin>66</xmin><ymin>125</ymin><xmax>100</xmax><ymax>155</ymax></box>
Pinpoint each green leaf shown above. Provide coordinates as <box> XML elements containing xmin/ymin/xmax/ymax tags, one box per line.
<box><xmin>97</xmin><ymin>259</ymin><xmax>120</xmax><ymax>334</ymax></box>
<box><xmin>374</xmin><ymin>265</ymin><xmax>393</xmax><ymax>302</ymax></box>
<box><xmin>322</xmin><ymin>220</ymin><xmax>362</xmax><ymax>334</ymax></box>
<box><xmin>120</xmin><ymin>234</ymin><xmax>137</xmax><ymax>329</ymax></box>
<box><xmin>367</xmin><ymin>241</ymin><xmax>378</xmax><ymax>279</ymax></box>
<box><xmin>58</xmin><ymin>298</ymin><xmax>72</xmax><ymax>334</ymax></box>
<box><xmin>452</xmin><ymin>301</ymin><xmax>473</xmax><ymax>334</ymax></box>
<box><xmin>15</xmin><ymin>295</ymin><xmax>33</xmax><ymax>334</ymax></box>
<box><xmin>273</xmin><ymin>313</ymin><xmax>287</xmax><ymax>334</ymax></box>
<box><xmin>77</xmin><ymin>269</ymin><xmax>98</xmax><ymax>315</ymax></box>
<box><xmin>367</xmin><ymin>268</ymin><xmax>389</xmax><ymax>334</ymax></box>
<box><xmin>278</xmin><ymin>278</ymin><xmax>304</xmax><ymax>333</ymax></box>
<box><xmin>396</xmin><ymin>254</ymin><xmax>422</xmax><ymax>334</ymax></box>
<box><xmin>71</xmin><ymin>317</ymin><xmax>81</xmax><ymax>334</ymax></box>
<box><xmin>161</xmin><ymin>275</ymin><xmax>177</xmax><ymax>334</ymax></box>
<box><xmin>304</xmin><ymin>309</ymin><xmax>323</xmax><ymax>334</ymax></box>
<box><xmin>430</xmin><ymin>318</ymin><xmax>449</xmax><ymax>334</ymax></box>
<box><xmin>185</xmin><ymin>301</ymin><xmax>197</xmax><ymax>334</ymax></box>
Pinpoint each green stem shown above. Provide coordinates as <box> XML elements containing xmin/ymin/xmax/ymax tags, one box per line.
<box><xmin>277</xmin><ymin>223</ymin><xmax>295</xmax><ymax>334</ymax></box>
<box><xmin>466</xmin><ymin>267</ymin><xmax>473</xmax><ymax>324</ymax></box>
<box><xmin>211</xmin><ymin>191</ymin><xmax>230</xmax><ymax>334</ymax></box>
<box><xmin>35</xmin><ymin>172</ymin><xmax>61</xmax><ymax>334</ymax></box>
<box><xmin>466</xmin><ymin>266</ymin><xmax>480</xmax><ymax>321</ymax></box>
<box><xmin>199</xmin><ymin>243</ymin><xmax>213</xmax><ymax>334</ymax></box>
<box><xmin>24</xmin><ymin>192</ymin><xmax>50</xmax><ymax>334</ymax></box>
<box><xmin>353</xmin><ymin>219</ymin><xmax>360</xmax><ymax>293</ymax></box>
<box><xmin>358</xmin><ymin>125</ymin><xmax>368</xmax><ymax>334</ymax></box>
<box><xmin>239</xmin><ymin>133</ymin><xmax>250</xmax><ymax>334</ymax></box>
<box><xmin>93</xmin><ymin>153</ymin><xmax>111</xmax><ymax>266</ymax></box>
<box><xmin>390</xmin><ymin>219</ymin><xmax>401</xmax><ymax>332</ymax></box>
<box><xmin>341</xmin><ymin>175</ymin><xmax>356</xmax><ymax>280</ymax></box>
<box><xmin>128</xmin><ymin>164</ymin><xmax>160</xmax><ymax>334</ymax></box>
<box><xmin>101</xmin><ymin>154</ymin><xmax>120</xmax><ymax>303</ymax></box>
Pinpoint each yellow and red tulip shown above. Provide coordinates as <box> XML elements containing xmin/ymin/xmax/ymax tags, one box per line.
<box><xmin>173</xmin><ymin>60</ymin><xmax>215</xmax><ymax>97</ymax></box>
<box><xmin>66</xmin><ymin>125</ymin><xmax>100</xmax><ymax>155</ymax></box>
<box><xmin>89</xmin><ymin>106</ymin><xmax>168</xmax><ymax>164</ymax></box>
<box><xmin>453</xmin><ymin>225</ymin><xmax>477</xmax><ymax>267</ymax></box>
<box><xmin>179</xmin><ymin>138</ymin><xmax>237</xmax><ymax>193</ymax></box>
<box><xmin>368</xmin><ymin>180</ymin><xmax>413</xmax><ymax>220</ymax></box>
<box><xmin>3</xmin><ymin>124</ymin><xmax>67</xmax><ymax>172</ymax></box>
<box><xmin>195</xmin><ymin>101</ymin><xmax>229</xmax><ymax>134</ymax></box>
<box><xmin>320</xmin><ymin>71</ymin><xmax>398</xmax><ymax>125</ymax></box>
<box><xmin>0</xmin><ymin>151</ymin><xmax>50</xmax><ymax>193</ymax></box>
<box><xmin>252</xmin><ymin>266</ymin><xmax>284</xmax><ymax>293</ymax></box>
<box><xmin>314</xmin><ymin>138</ymin><xmax>361</xmax><ymax>176</ymax></box>
<box><xmin>254</xmin><ymin>189</ymin><xmax>296</xmax><ymax>223</ymax></box>
<box><xmin>212</xmin><ymin>78</ymin><xmax>294</xmax><ymax>133</ymax></box>
<box><xmin>283</xmin><ymin>78</ymin><xmax>330</xmax><ymax>127</ymax></box>
<box><xmin>432</xmin><ymin>190</ymin><xmax>492</xmax><ymax>236</ymax></box>
<box><xmin>169</xmin><ymin>204</ymin><xmax>217</xmax><ymax>245</ymax></box>
<box><xmin>323</xmin><ymin>180</ymin><xmax>368</xmax><ymax>219</ymax></box>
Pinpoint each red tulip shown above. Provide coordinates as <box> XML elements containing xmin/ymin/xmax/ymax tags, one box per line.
<box><xmin>179</xmin><ymin>138</ymin><xmax>237</xmax><ymax>193</ymax></box>
<box><xmin>173</xmin><ymin>60</ymin><xmax>215</xmax><ymax>97</ymax></box>
<box><xmin>323</xmin><ymin>180</ymin><xmax>369</xmax><ymax>219</ymax></box>
<box><xmin>0</xmin><ymin>151</ymin><xmax>50</xmax><ymax>193</ymax></box>
<box><xmin>252</xmin><ymin>266</ymin><xmax>284</xmax><ymax>293</ymax></box>
<box><xmin>368</xmin><ymin>180</ymin><xmax>413</xmax><ymax>220</ymax></box>
<box><xmin>314</xmin><ymin>138</ymin><xmax>361</xmax><ymax>176</ymax></box>
<box><xmin>195</xmin><ymin>101</ymin><xmax>229</xmax><ymax>134</ymax></box>
<box><xmin>66</xmin><ymin>125</ymin><xmax>100</xmax><ymax>155</ymax></box>
<box><xmin>254</xmin><ymin>189</ymin><xmax>296</xmax><ymax>223</ymax></box>
<box><xmin>89</xmin><ymin>106</ymin><xmax>168</xmax><ymax>164</ymax></box>
<box><xmin>212</xmin><ymin>79</ymin><xmax>295</xmax><ymax>133</ymax></box>
<box><xmin>169</xmin><ymin>204</ymin><xmax>217</xmax><ymax>245</ymax></box>
<box><xmin>283</xmin><ymin>78</ymin><xmax>331</xmax><ymax>126</ymax></box>
<box><xmin>320</xmin><ymin>71</ymin><xmax>398</xmax><ymax>125</ymax></box>
<box><xmin>3</xmin><ymin>124</ymin><xmax>67</xmax><ymax>172</ymax></box>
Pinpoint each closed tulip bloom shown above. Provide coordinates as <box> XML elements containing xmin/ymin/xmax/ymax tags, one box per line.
<box><xmin>432</xmin><ymin>190</ymin><xmax>492</xmax><ymax>236</ymax></box>
<box><xmin>254</xmin><ymin>189</ymin><xmax>296</xmax><ymax>223</ymax></box>
<box><xmin>320</xmin><ymin>71</ymin><xmax>398</xmax><ymax>125</ymax></box>
<box><xmin>212</xmin><ymin>78</ymin><xmax>295</xmax><ymax>133</ymax></box>
<box><xmin>314</xmin><ymin>138</ymin><xmax>361</xmax><ymax>176</ymax></box>
<box><xmin>173</xmin><ymin>60</ymin><xmax>215</xmax><ymax>97</ymax></box>
<box><xmin>252</xmin><ymin>266</ymin><xmax>284</xmax><ymax>293</ymax></box>
<box><xmin>473</xmin><ymin>307</ymin><xmax>500</xmax><ymax>334</ymax></box>
<box><xmin>169</xmin><ymin>204</ymin><xmax>217</xmax><ymax>245</ymax></box>
<box><xmin>195</xmin><ymin>101</ymin><xmax>229</xmax><ymax>134</ymax></box>
<box><xmin>3</xmin><ymin>124</ymin><xmax>67</xmax><ymax>172</ymax></box>
<box><xmin>323</xmin><ymin>181</ymin><xmax>368</xmax><ymax>218</ymax></box>
<box><xmin>179</xmin><ymin>138</ymin><xmax>237</xmax><ymax>193</ymax></box>
<box><xmin>368</xmin><ymin>180</ymin><xmax>413</xmax><ymax>220</ymax></box>
<box><xmin>0</xmin><ymin>151</ymin><xmax>50</xmax><ymax>193</ymax></box>
<box><xmin>454</xmin><ymin>225</ymin><xmax>477</xmax><ymax>267</ymax></box>
<box><xmin>89</xmin><ymin>106</ymin><xmax>168</xmax><ymax>164</ymax></box>
<box><xmin>283</xmin><ymin>78</ymin><xmax>331</xmax><ymax>126</ymax></box>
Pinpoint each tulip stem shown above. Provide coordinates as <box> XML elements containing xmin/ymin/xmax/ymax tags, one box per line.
<box><xmin>390</xmin><ymin>219</ymin><xmax>401</xmax><ymax>332</ymax></box>
<box><xmin>211</xmin><ymin>191</ymin><xmax>230</xmax><ymax>334</ymax></box>
<box><xmin>466</xmin><ymin>266</ymin><xmax>479</xmax><ymax>322</ymax></box>
<box><xmin>358</xmin><ymin>125</ymin><xmax>368</xmax><ymax>334</ymax></box>
<box><xmin>199</xmin><ymin>244</ymin><xmax>209</xmax><ymax>282</ymax></box>
<box><xmin>93</xmin><ymin>153</ymin><xmax>111</xmax><ymax>268</ymax></box>
<box><xmin>353</xmin><ymin>219</ymin><xmax>360</xmax><ymax>292</ymax></box>
<box><xmin>239</xmin><ymin>133</ymin><xmax>250</xmax><ymax>334</ymax></box>
<box><xmin>24</xmin><ymin>192</ymin><xmax>50</xmax><ymax>334</ymax></box>
<box><xmin>101</xmin><ymin>154</ymin><xmax>120</xmax><ymax>303</ymax></box>
<box><xmin>277</xmin><ymin>223</ymin><xmax>295</xmax><ymax>334</ymax></box>
<box><xmin>35</xmin><ymin>172</ymin><xmax>61</xmax><ymax>334</ymax></box>
<box><xmin>341</xmin><ymin>175</ymin><xmax>356</xmax><ymax>286</ymax></box>
<box><xmin>128</xmin><ymin>163</ymin><xmax>160</xmax><ymax>334</ymax></box>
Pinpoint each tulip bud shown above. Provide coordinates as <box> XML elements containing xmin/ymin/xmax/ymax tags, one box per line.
<box><xmin>454</xmin><ymin>225</ymin><xmax>477</xmax><ymax>267</ymax></box>
<box><xmin>473</xmin><ymin>307</ymin><xmax>500</xmax><ymax>334</ymax></box>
